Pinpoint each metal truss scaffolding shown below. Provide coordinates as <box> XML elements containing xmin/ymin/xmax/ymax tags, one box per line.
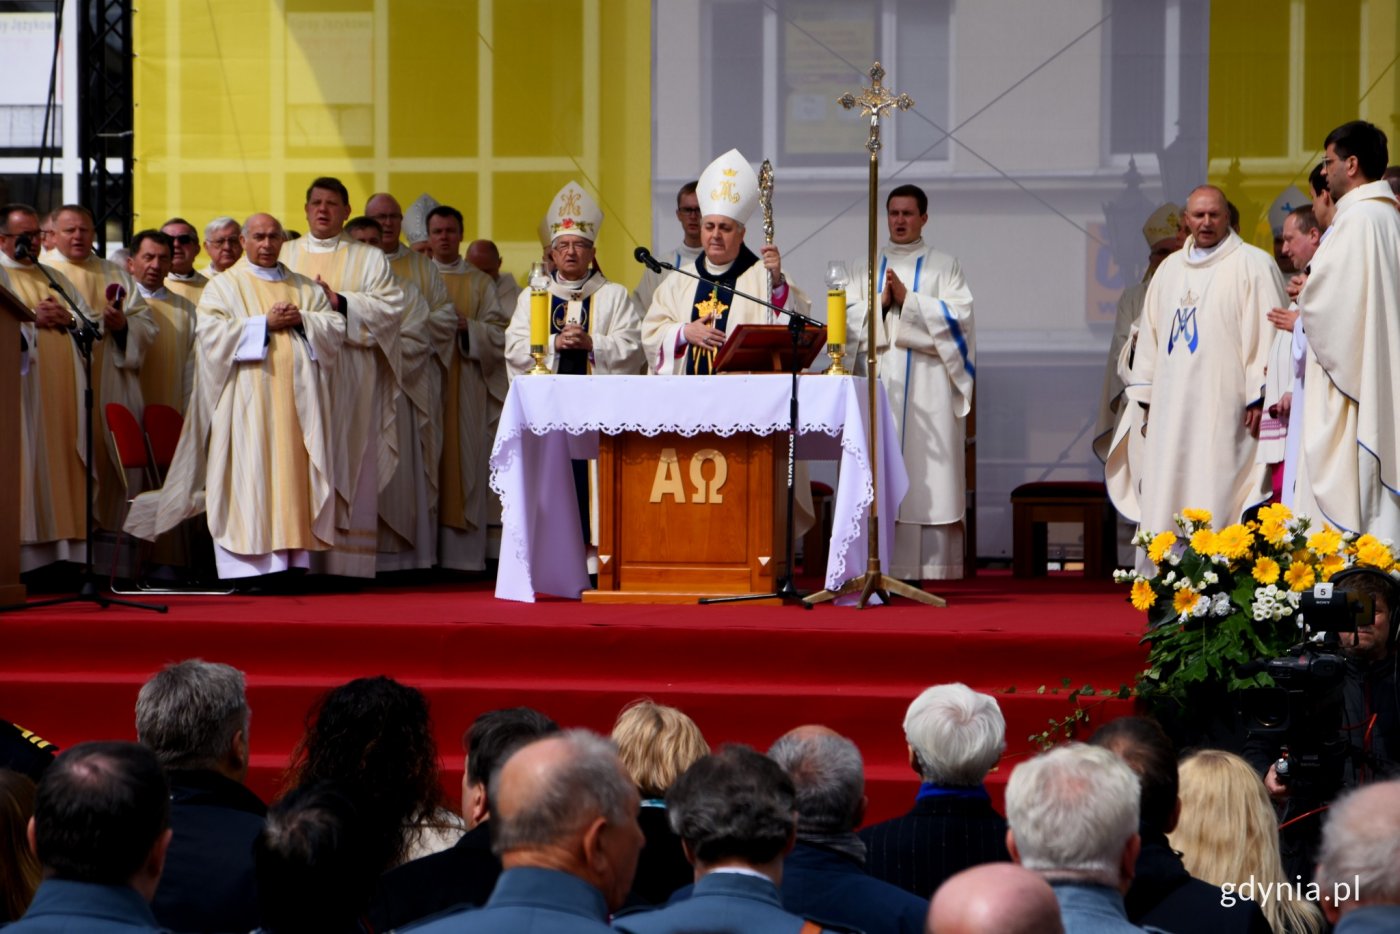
<box><xmin>79</xmin><ymin>0</ymin><xmax>133</xmax><ymax>252</ymax></box>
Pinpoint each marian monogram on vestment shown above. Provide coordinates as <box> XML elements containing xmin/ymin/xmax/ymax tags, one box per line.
<box><xmin>1168</xmin><ymin>290</ymin><xmax>1199</xmax><ymax>355</ymax></box>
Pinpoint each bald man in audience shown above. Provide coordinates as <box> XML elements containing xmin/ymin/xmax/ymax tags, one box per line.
<box><xmin>927</xmin><ymin>863</ymin><xmax>1064</xmax><ymax>934</ymax></box>
<box><xmin>410</xmin><ymin>730</ymin><xmax>643</xmax><ymax>933</ymax></box>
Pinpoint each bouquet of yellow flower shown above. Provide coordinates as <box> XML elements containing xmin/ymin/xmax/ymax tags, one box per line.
<box><xmin>1115</xmin><ymin>504</ymin><xmax>1400</xmax><ymax>703</ymax></box>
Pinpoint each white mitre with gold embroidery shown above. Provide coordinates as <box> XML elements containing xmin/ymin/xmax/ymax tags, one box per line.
<box><xmin>404</xmin><ymin>193</ymin><xmax>440</xmax><ymax>245</ymax></box>
<box><xmin>1142</xmin><ymin>202</ymin><xmax>1181</xmax><ymax>246</ymax></box>
<box><xmin>546</xmin><ymin>181</ymin><xmax>602</xmax><ymax>243</ymax></box>
<box><xmin>698</xmin><ymin>148</ymin><xmax>758</xmax><ymax>225</ymax></box>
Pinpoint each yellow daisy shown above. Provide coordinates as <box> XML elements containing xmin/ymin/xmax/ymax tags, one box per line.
<box><xmin>1319</xmin><ymin>553</ymin><xmax>1347</xmax><ymax>581</ymax></box>
<box><xmin>1130</xmin><ymin>579</ymin><xmax>1157</xmax><ymax>611</ymax></box>
<box><xmin>1173</xmin><ymin>588</ymin><xmax>1198</xmax><ymax>616</ymax></box>
<box><xmin>1353</xmin><ymin>534</ymin><xmax>1396</xmax><ymax>571</ymax></box>
<box><xmin>1307</xmin><ymin>526</ymin><xmax>1343</xmax><ymax>556</ymax></box>
<box><xmin>1215</xmin><ymin>524</ymin><xmax>1254</xmax><ymax>560</ymax></box>
<box><xmin>1284</xmin><ymin>562</ymin><xmax>1316</xmax><ymax>592</ymax></box>
<box><xmin>1148</xmin><ymin>532</ymin><xmax>1177</xmax><ymax>565</ymax></box>
<box><xmin>1257</xmin><ymin>502</ymin><xmax>1293</xmax><ymax>525</ymax></box>
<box><xmin>1259</xmin><ymin>518</ymin><xmax>1290</xmax><ymax>547</ymax></box>
<box><xmin>1190</xmin><ymin>529</ymin><xmax>1218</xmax><ymax>556</ymax></box>
<box><xmin>1181</xmin><ymin>508</ymin><xmax>1213</xmax><ymax>525</ymax></box>
<box><xmin>1252</xmin><ymin>557</ymin><xmax>1280</xmax><ymax>586</ymax></box>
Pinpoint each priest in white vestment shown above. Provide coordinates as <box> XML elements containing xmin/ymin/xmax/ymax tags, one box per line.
<box><xmin>281</xmin><ymin>177</ymin><xmax>405</xmax><ymax>578</ymax></box>
<box><xmin>426</xmin><ymin>204</ymin><xmax>509</xmax><ymax>570</ymax></box>
<box><xmin>467</xmin><ymin>239</ymin><xmax>522</xmax><ymax>313</ymax></box>
<box><xmin>1113</xmin><ymin>186</ymin><xmax>1285</xmax><ymax>561</ymax></box>
<box><xmin>160</xmin><ymin>218</ymin><xmax>209</xmax><ymax>307</ymax></box>
<box><xmin>633</xmin><ymin>181</ymin><xmax>703</xmax><ymax>312</ymax></box>
<box><xmin>350</xmin><ymin>206</ymin><xmax>451</xmax><ymax>572</ymax></box>
<box><xmin>123</xmin><ymin>214</ymin><xmax>344</xmax><ymax>578</ymax></box>
<box><xmin>2</xmin><ymin>204</ymin><xmax>102</xmax><ymax>571</ymax></box>
<box><xmin>200</xmin><ymin>217</ymin><xmax>243</xmax><ymax>278</ymax></box>
<box><xmin>1295</xmin><ymin>121</ymin><xmax>1400</xmax><ymax>539</ymax></box>
<box><xmin>841</xmin><ymin>185</ymin><xmax>975</xmax><ymax>580</ymax></box>
<box><xmin>47</xmin><ymin>205</ymin><xmax>157</xmax><ymax>533</ymax></box>
<box><xmin>127</xmin><ymin>230</ymin><xmax>197</xmax><ymax>414</ymax></box>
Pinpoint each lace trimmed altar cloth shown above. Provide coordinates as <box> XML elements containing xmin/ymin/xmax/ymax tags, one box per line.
<box><xmin>490</xmin><ymin>374</ymin><xmax>907</xmax><ymax>602</ymax></box>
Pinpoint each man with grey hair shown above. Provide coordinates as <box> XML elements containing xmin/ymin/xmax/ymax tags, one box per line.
<box><xmin>201</xmin><ymin>216</ymin><xmax>243</xmax><ymax>276</ymax></box>
<box><xmin>1316</xmin><ymin>779</ymin><xmax>1400</xmax><ymax>931</ymax></box>
<box><xmin>769</xmin><ymin>725</ymin><xmax>929</xmax><ymax>934</ymax></box>
<box><xmin>616</xmin><ymin>744</ymin><xmax>839</xmax><ymax>934</ymax></box>
<box><xmin>411</xmin><ymin>730</ymin><xmax>643</xmax><ymax>932</ymax></box>
<box><xmin>1005</xmin><ymin>743</ymin><xmax>1153</xmax><ymax>933</ymax></box>
<box><xmin>135</xmin><ymin>658</ymin><xmax>265</xmax><ymax>932</ymax></box>
<box><xmin>860</xmin><ymin>683</ymin><xmax>1010</xmax><ymax>898</ymax></box>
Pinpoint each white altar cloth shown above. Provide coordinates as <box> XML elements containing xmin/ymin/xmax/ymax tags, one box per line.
<box><xmin>490</xmin><ymin>374</ymin><xmax>908</xmax><ymax>602</ymax></box>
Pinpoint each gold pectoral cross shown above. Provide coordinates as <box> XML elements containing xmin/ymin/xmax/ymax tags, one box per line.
<box><xmin>695</xmin><ymin>288</ymin><xmax>728</xmax><ymax>322</ymax></box>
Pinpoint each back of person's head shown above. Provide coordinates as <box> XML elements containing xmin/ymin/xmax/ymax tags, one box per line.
<box><xmin>666</xmin><ymin>744</ymin><xmax>796</xmax><ymax>867</ymax></box>
<box><xmin>0</xmin><ymin>769</ymin><xmax>41</xmax><ymax>921</ymax></box>
<box><xmin>255</xmin><ymin>783</ymin><xmax>377</xmax><ymax>934</ymax></box>
<box><xmin>466</xmin><ymin>706</ymin><xmax>560</xmax><ymax>792</ymax></box>
<box><xmin>928</xmin><ymin>862</ymin><xmax>1065</xmax><ymax>934</ymax></box>
<box><xmin>33</xmin><ymin>741</ymin><xmax>170</xmax><ymax>886</ymax></box>
<box><xmin>1004</xmin><ymin>743</ymin><xmax>1138</xmax><ymax>885</ymax></box>
<box><xmin>1171</xmin><ymin>749</ymin><xmax>1323</xmax><ymax>934</ymax></box>
<box><xmin>135</xmin><ymin>658</ymin><xmax>249</xmax><ymax>772</ymax></box>
<box><xmin>611</xmin><ymin>699</ymin><xmax>709</xmax><ymax>799</ymax></box>
<box><xmin>1316</xmin><ymin>779</ymin><xmax>1400</xmax><ymax>916</ymax></box>
<box><xmin>903</xmin><ymin>683</ymin><xmax>1005</xmax><ymax>786</ymax></box>
<box><xmin>488</xmin><ymin>729</ymin><xmax>636</xmax><ymax>854</ymax></box>
<box><xmin>288</xmin><ymin>676</ymin><xmax>444</xmax><ymax>870</ymax></box>
<box><xmin>767</xmin><ymin>726</ymin><xmax>864</xmax><ymax>835</ymax></box>
<box><xmin>1090</xmin><ymin>716</ymin><xmax>1178</xmax><ymax>835</ymax></box>
<box><xmin>1325</xmin><ymin>120</ymin><xmax>1389</xmax><ymax>182</ymax></box>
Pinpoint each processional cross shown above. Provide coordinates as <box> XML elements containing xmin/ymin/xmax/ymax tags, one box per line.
<box><xmin>804</xmin><ymin>62</ymin><xmax>943</xmax><ymax>609</ymax></box>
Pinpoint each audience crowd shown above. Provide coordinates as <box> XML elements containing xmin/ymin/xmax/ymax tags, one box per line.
<box><xmin>2</xmin><ymin>665</ymin><xmax>1399</xmax><ymax>933</ymax></box>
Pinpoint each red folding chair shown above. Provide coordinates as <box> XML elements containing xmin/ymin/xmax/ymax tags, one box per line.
<box><xmin>142</xmin><ymin>403</ymin><xmax>184</xmax><ymax>485</ymax></box>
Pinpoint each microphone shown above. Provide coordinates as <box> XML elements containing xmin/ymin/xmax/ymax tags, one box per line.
<box><xmin>13</xmin><ymin>233</ymin><xmax>35</xmax><ymax>262</ymax></box>
<box><xmin>634</xmin><ymin>246</ymin><xmax>666</xmax><ymax>274</ymax></box>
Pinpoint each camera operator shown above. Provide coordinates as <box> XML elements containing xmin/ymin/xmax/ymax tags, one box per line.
<box><xmin>1254</xmin><ymin>568</ymin><xmax>1400</xmax><ymax>879</ymax></box>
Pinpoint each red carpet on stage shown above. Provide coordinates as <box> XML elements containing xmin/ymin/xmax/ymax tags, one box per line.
<box><xmin>0</xmin><ymin>571</ymin><xmax>1146</xmax><ymax>824</ymax></box>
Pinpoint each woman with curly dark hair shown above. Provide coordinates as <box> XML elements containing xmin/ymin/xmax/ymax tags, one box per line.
<box><xmin>284</xmin><ymin>676</ymin><xmax>462</xmax><ymax>872</ymax></box>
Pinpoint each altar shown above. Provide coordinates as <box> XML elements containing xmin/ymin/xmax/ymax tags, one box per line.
<box><xmin>490</xmin><ymin>374</ymin><xmax>907</xmax><ymax>603</ymax></box>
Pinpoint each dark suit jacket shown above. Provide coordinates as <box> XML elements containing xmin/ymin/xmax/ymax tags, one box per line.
<box><xmin>150</xmin><ymin>768</ymin><xmax>265</xmax><ymax>933</ymax></box>
<box><xmin>1127</xmin><ymin>833</ymin><xmax>1272</xmax><ymax>934</ymax></box>
<box><xmin>781</xmin><ymin>841</ymin><xmax>928</xmax><ymax>934</ymax></box>
<box><xmin>367</xmin><ymin>821</ymin><xmax>501</xmax><ymax>931</ymax></box>
<box><xmin>858</xmin><ymin>789</ymin><xmax>1010</xmax><ymax>898</ymax></box>
<box><xmin>628</xmin><ymin>804</ymin><xmax>694</xmax><ymax>906</ymax></box>
<box><xmin>615</xmin><ymin>871</ymin><xmax>819</xmax><ymax>934</ymax></box>
<box><xmin>404</xmin><ymin>866</ymin><xmax>614</xmax><ymax>933</ymax></box>
<box><xmin>6</xmin><ymin>878</ymin><xmax>165</xmax><ymax>932</ymax></box>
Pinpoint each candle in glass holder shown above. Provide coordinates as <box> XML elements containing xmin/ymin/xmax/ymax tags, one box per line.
<box><xmin>528</xmin><ymin>262</ymin><xmax>549</xmax><ymax>348</ymax></box>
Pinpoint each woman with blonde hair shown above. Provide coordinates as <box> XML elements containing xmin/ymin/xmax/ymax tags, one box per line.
<box><xmin>1171</xmin><ymin>750</ymin><xmax>1324</xmax><ymax>934</ymax></box>
<box><xmin>611</xmin><ymin>699</ymin><xmax>710</xmax><ymax>904</ymax></box>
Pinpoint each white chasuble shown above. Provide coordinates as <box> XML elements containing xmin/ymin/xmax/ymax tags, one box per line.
<box><xmin>281</xmin><ymin>234</ymin><xmax>404</xmax><ymax>577</ymax></box>
<box><xmin>47</xmin><ymin>255</ymin><xmax>157</xmax><ymax>531</ymax></box>
<box><xmin>1295</xmin><ymin>180</ymin><xmax>1400</xmax><ymax>538</ymax></box>
<box><xmin>122</xmin><ymin>265</ymin><xmax>344</xmax><ymax>575</ymax></box>
<box><xmin>1119</xmin><ymin>231</ymin><xmax>1283</xmax><ymax>551</ymax></box>
<box><xmin>504</xmin><ymin>271</ymin><xmax>646</xmax><ymax>379</ymax></box>
<box><xmin>138</xmin><ymin>287</ymin><xmax>197</xmax><ymax>414</ymax></box>
<box><xmin>845</xmin><ymin>239</ymin><xmax>974</xmax><ymax>579</ymax></box>
<box><xmin>434</xmin><ymin>258</ymin><xmax>509</xmax><ymax>571</ymax></box>
<box><xmin>633</xmin><ymin>242</ymin><xmax>703</xmax><ymax>315</ymax></box>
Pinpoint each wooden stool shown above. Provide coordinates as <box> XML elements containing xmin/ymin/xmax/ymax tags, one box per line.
<box><xmin>804</xmin><ymin>481</ymin><xmax>834</xmax><ymax>575</ymax></box>
<box><xmin>1010</xmin><ymin>481</ymin><xmax>1116</xmax><ymax>578</ymax></box>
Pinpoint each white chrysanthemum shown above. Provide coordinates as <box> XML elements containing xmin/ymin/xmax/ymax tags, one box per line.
<box><xmin>1203</xmin><ymin>571</ymin><xmax>1219</xmax><ymax>585</ymax></box>
<box><xmin>1192</xmin><ymin>595</ymin><xmax>1211</xmax><ymax>618</ymax></box>
<box><xmin>1134</xmin><ymin>530</ymin><xmax>1153</xmax><ymax>546</ymax></box>
<box><xmin>1162</xmin><ymin>571</ymin><xmax>1177</xmax><ymax>585</ymax></box>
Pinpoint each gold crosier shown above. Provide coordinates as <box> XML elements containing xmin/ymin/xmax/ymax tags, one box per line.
<box><xmin>805</xmin><ymin>62</ymin><xmax>944</xmax><ymax>609</ymax></box>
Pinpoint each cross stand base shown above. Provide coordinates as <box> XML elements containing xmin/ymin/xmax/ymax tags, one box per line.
<box><xmin>803</xmin><ymin>516</ymin><xmax>945</xmax><ymax>608</ymax></box>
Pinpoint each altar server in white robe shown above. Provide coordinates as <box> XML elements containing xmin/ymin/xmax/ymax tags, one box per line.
<box><xmin>840</xmin><ymin>185</ymin><xmax>975</xmax><ymax>580</ymax></box>
<box><xmin>47</xmin><ymin>204</ymin><xmax>158</xmax><ymax>532</ymax></box>
<box><xmin>123</xmin><ymin>214</ymin><xmax>344</xmax><ymax>578</ymax></box>
<box><xmin>633</xmin><ymin>180</ymin><xmax>703</xmax><ymax>312</ymax></box>
<box><xmin>642</xmin><ymin>148</ymin><xmax>814</xmax><ymax>541</ymax></box>
<box><xmin>282</xmin><ymin>177</ymin><xmax>405</xmax><ymax>578</ymax></box>
<box><xmin>1295</xmin><ymin>120</ymin><xmax>1400</xmax><ymax>539</ymax></box>
<box><xmin>427</xmin><ymin>204</ymin><xmax>509</xmax><ymax>570</ymax></box>
<box><xmin>1114</xmin><ymin>185</ymin><xmax>1284</xmax><ymax>558</ymax></box>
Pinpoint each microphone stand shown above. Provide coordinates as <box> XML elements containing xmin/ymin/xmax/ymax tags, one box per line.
<box><xmin>636</xmin><ymin>249</ymin><xmax>817</xmax><ymax>606</ymax></box>
<box><xmin>0</xmin><ymin>244</ymin><xmax>167</xmax><ymax>614</ymax></box>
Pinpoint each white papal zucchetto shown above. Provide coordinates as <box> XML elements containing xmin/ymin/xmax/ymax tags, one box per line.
<box><xmin>697</xmin><ymin>148</ymin><xmax>759</xmax><ymax>226</ymax></box>
<box><xmin>546</xmin><ymin>181</ymin><xmax>603</xmax><ymax>243</ymax></box>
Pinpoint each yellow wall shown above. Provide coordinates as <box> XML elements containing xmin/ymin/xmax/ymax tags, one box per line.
<box><xmin>133</xmin><ymin>0</ymin><xmax>652</xmax><ymax>288</ymax></box>
<box><xmin>1208</xmin><ymin>0</ymin><xmax>1400</xmax><ymax>249</ymax></box>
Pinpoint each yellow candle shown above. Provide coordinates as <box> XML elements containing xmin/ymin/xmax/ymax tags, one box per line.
<box><xmin>530</xmin><ymin>288</ymin><xmax>548</xmax><ymax>348</ymax></box>
<box><xmin>827</xmin><ymin>289</ymin><xmax>846</xmax><ymax>346</ymax></box>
